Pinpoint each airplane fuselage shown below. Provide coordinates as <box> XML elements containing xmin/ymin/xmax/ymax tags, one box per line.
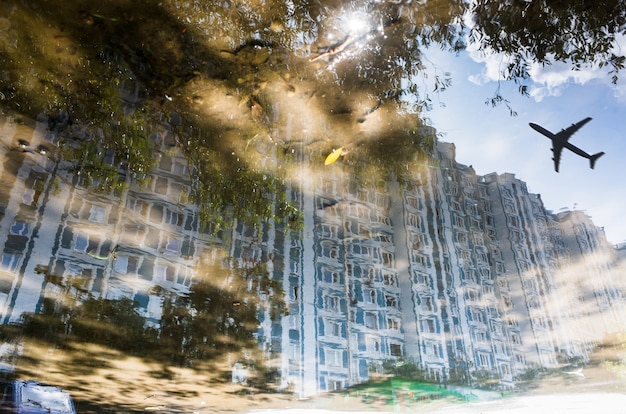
<box><xmin>529</xmin><ymin>117</ymin><xmax>603</xmax><ymax>172</ymax></box>
<box><xmin>529</xmin><ymin>123</ymin><xmax>593</xmax><ymax>158</ymax></box>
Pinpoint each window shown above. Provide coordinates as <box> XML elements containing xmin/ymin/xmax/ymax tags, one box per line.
<box><xmin>367</xmin><ymin>335</ymin><xmax>381</xmax><ymax>352</ymax></box>
<box><xmin>390</xmin><ymin>343</ymin><xmax>402</xmax><ymax>357</ymax></box>
<box><xmin>377</xmin><ymin>233</ymin><xmax>392</xmax><ymax>243</ymax></box>
<box><xmin>344</xmin><ymin>220</ymin><xmax>355</xmax><ymax>235</ymax></box>
<box><xmin>172</xmin><ymin>161</ymin><xmax>189</xmax><ymax>176</ymax></box>
<box><xmin>467</xmin><ymin>203</ymin><xmax>479</xmax><ymax>217</ymax></box>
<box><xmin>419</xmin><ymin>295</ymin><xmax>434</xmax><ymax>312</ymax></box>
<box><xmin>1</xmin><ymin>253</ymin><xmax>20</xmax><ymax>273</ymax></box>
<box><xmin>288</xmin><ymin>343</ymin><xmax>299</xmax><ymax>362</ymax></box>
<box><xmin>523</xmin><ymin>278</ymin><xmax>537</xmax><ymax>291</ymax></box>
<box><xmin>477</xmin><ymin>352</ymin><xmax>491</xmax><ymax>367</ymax></box>
<box><xmin>322</xmin><ymin>269</ymin><xmax>340</xmax><ymax>284</ymax></box>
<box><xmin>10</xmin><ymin>221</ymin><xmax>30</xmax><ymax>236</ymax></box>
<box><xmin>123</xmin><ymin>224</ymin><xmax>146</xmax><ymax>244</ymax></box>
<box><xmin>65</xmin><ymin>264</ymin><xmax>86</xmax><ymax>279</ymax></box>
<box><xmin>471</xmin><ymin>309</ymin><xmax>485</xmax><ymax>323</ymax></box>
<box><xmin>456</xmin><ymin>232</ymin><xmax>468</xmax><ymax>244</ymax></box>
<box><xmin>382</xmin><ymin>251</ymin><xmax>394</xmax><ymax>266</ymax></box>
<box><xmin>485</xmin><ymin>215</ymin><xmax>495</xmax><ymax>227</ymax></box>
<box><xmin>364</xmin><ymin>312</ymin><xmax>378</xmax><ymax>329</ymax></box>
<box><xmin>169</xmin><ymin>183</ymin><xmax>186</xmax><ymax>202</ymax></box>
<box><xmin>66</xmin><ymin>265</ymin><xmax>93</xmax><ymax>290</ymax></box>
<box><xmin>420</xmin><ymin>318</ymin><xmax>437</xmax><ymax>333</ymax></box>
<box><xmin>165</xmin><ymin>237</ymin><xmax>180</xmax><ymax>253</ymax></box>
<box><xmin>414</xmin><ymin>254</ymin><xmax>428</xmax><ymax>267</ymax></box>
<box><xmin>127</xmin><ymin>198</ymin><xmax>146</xmax><ymax>213</ymax></box>
<box><xmin>74</xmin><ymin>234</ymin><xmax>89</xmax><ymax>252</ymax></box>
<box><xmin>406</xmin><ymin>196</ymin><xmax>419</xmax><ymax>210</ymax></box>
<box><xmin>165</xmin><ymin>209</ymin><xmax>182</xmax><ymax>226</ymax></box>
<box><xmin>465</xmin><ymin>288</ymin><xmax>480</xmax><ymax>302</ymax></box>
<box><xmin>385</xmin><ymin>295</ymin><xmax>397</xmax><ymax>308</ymax></box>
<box><xmin>321</xmin><ymin>242</ymin><xmax>338</xmax><ymax>259</ymax></box>
<box><xmin>375</xmin><ymin>193</ymin><xmax>388</xmax><ymax>208</ymax></box>
<box><xmin>321</xmin><ymin>224</ymin><xmax>338</xmax><ymax>239</ymax></box>
<box><xmin>387</xmin><ymin>318</ymin><xmax>400</xmax><ymax>330</ymax></box>
<box><xmin>324</xmin><ymin>295</ymin><xmax>339</xmax><ymax>311</ymax></box>
<box><xmin>325</xmin><ymin>348</ymin><xmax>343</xmax><ymax>366</ymax></box>
<box><xmin>114</xmin><ymin>256</ymin><xmax>129</xmax><ymax>273</ymax></box>
<box><xmin>461</xmin><ymin>250</ymin><xmax>472</xmax><ymax>262</ymax></box>
<box><xmin>330</xmin><ymin>380</ymin><xmax>344</xmax><ymax>391</ymax></box>
<box><xmin>424</xmin><ymin>341</ymin><xmax>441</xmax><ymax>357</ymax></box>
<box><xmin>88</xmin><ymin>205</ymin><xmax>106</xmax><ymax>223</ymax></box>
<box><xmin>352</xmin><ymin>244</ymin><xmax>371</xmax><ymax>257</ymax></box>
<box><xmin>156</xmin><ymin>264</ymin><xmax>176</xmax><ymax>282</ymax></box>
<box><xmin>495</xmin><ymin>341</ymin><xmax>508</xmax><ymax>355</ymax></box>
<box><xmin>366</xmin><ymin>267</ymin><xmax>376</xmax><ymax>282</ymax></box>
<box><xmin>349</xmin><ymin>204</ymin><xmax>369</xmax><ymax>220</ymax></box>
<box><xmin>414</xmin><ymin>272</ymin><xmax>430</xmax><ymax>288</ymax></box>
<box><xmin>325</xmin><ymin>320</ymin><xmax>342</xmax><ymax>337</ymax></box>
<box><xmin>455</xmin><ymin>216</ymin><xmax>464</xmax><ymax>227</ymax></box>
<box><xmin>461</xmin><ymin>268</ymin><xmax>475</xmax><ymax>283</ymax></box>
<box><xmin>411</xmin><ymin>233</ymin><xmax>424</xmax><ymax>250</ymax></box>
<box><xmin>155</xmin><ymin>177</ymin><xmax>168</xmax><ymax>194</ymax></box>
<box><xmin>22</xmin><ymin>188</ymin><xmax>35</xmax><ymax>205</ymax></box>
<box><xmin>363</xmin><ymin>288</ymin><xmax>376</xmax><ymax>304</ymax></box>
<box><xmin>473</xmin><ymin>233</ymin><xmax>484</xmax><ymax>245</ymax></box>
<box><xmin>480</xmin><ymin>267</ymin><xmax>493</xmax><ymax>280</ymax></box>
<box><xmin>375</xmin><ymin>212</ymin><xmax>391</xmax><ymax>226</ymax></box>
<box><xmin>497</xmin><ymin>277</ymin><xmax>508</xmax><ymax>289</ymax></box>
<box><xmin>407</xmin><ymin>213</ymin><xmax>421</xmax><ymax>228</ymax></box>
<box><xmin>383</xmin><ymin>272</ymin><xmax>396</xmax><ymax>286</ymax></box>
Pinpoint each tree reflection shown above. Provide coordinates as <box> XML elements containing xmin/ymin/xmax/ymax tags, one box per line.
<box><xmin>470</xmin><ymin>0</ymin><xmax>626</xmax><ymax>84</ymax></box>
<box><xmin>0</xmin><ymin>254</ymin><xmax>283</xmax><ymax>393</ymax></box>
<box><xmin>1</xmin><ymin>0</ymin><xmax>625</xmax><ymax>231</ymax></box>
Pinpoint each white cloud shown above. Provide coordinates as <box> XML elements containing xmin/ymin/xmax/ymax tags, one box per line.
<box><xmin>465</xmin><ymin>45</ymin><xmax>510</xmax><ymax>86</ymax></box>
<box><xmin>465</xmin><ymin>34</ymin><xmax>626</xmax><ymax>102</ymax></box>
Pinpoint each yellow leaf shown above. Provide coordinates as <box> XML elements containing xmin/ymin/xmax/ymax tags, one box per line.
<box><xmin>324</xmin><ymin>147</ymin><xmax>344</xmax><ymax>165</ymax></box>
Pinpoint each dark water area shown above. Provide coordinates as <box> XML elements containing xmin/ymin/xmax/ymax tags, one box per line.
<box><xmin>1</xmin><ymin>0</ymin><xmax>626</xmax><ymax>412</ymax></box>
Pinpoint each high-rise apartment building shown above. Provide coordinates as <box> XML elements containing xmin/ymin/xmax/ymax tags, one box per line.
<box><xmin>0</xmin><ymin>114</ymin><xmax>624</xmax><ymax>397</ymax></box>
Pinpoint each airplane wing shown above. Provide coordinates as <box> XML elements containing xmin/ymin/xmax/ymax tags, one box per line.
<box><xmin>557</xmin><ymin>117</ymin><xmax>592</xmax><ymax>141</ymax></box>
<box><xmin>552</xmin><ymin>140</ymin><xmax>563</xmax><ymax>172</ymax></box>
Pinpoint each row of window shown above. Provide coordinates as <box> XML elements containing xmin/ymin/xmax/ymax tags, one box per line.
<box><xmin>323</xmin><ymin>288</ymin><xmax>400</xmax><ymax>311</ymax></box>
<box><xmin>318</xmin><ymin>241</ymin><xmax>395</xmax><ymax>266</ymax></box>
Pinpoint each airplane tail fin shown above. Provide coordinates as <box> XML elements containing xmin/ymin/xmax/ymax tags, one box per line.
<box><xmin>590</xmin><ymin>152</ymin><xmax>605</xmax><ymax>169</ymax></box>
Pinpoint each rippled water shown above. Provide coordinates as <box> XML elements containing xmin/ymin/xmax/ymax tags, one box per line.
<box><xmin>1</xmin><ymin>0</ymin><xmax>625</xmax><ymax>413</ymax></box>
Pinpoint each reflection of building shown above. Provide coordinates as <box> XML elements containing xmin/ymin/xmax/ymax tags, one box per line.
<box><xmin>1</xmin><ymin>114</ymin><xmax>625</xmax><ymax>396</ymax></box>
<box><xmin>0</xmin><ymin>115</ymin><xmax>208</xmax><ymax>327</ymax></box>
<box><xmin>281</xmin><ymin>136</ymin><xmax>626</xmax><ymax>395</ymax></box>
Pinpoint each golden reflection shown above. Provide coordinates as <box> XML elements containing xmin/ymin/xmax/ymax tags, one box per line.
<box><xmin>1</xmin><ymin>0</ymin><xmax>626</xmax><ymax>411</ymax></box>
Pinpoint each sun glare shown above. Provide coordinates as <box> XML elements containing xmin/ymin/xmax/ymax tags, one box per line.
<box><xmin>343</xmin><ymin>12</ymin><xmax>371</xmax><ymax>35</ymax></box>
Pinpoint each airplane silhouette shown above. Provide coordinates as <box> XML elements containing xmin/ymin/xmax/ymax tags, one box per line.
<box><xmin>529</xmin><ymin>117</ymin><xmax>604</xmax><ymax>172</ymax></box>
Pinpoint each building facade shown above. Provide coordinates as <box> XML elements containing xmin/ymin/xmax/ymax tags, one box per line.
<box><xmin>0</xmin><ymin>114</ymin><xmax>624</xmax><ymax>396</ymax></box>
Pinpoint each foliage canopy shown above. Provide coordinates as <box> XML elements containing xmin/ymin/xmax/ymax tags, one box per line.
<box><xmin>1</xmin><ymin>0</ymin><xmax>624</xmax><ymax>230</ymax></box>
